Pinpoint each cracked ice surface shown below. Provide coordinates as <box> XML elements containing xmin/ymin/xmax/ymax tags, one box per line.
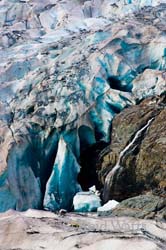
<box><xmin>0</xmin><ymin>0</ymin><xmax>166</xmax><ymax>211</ymax></box>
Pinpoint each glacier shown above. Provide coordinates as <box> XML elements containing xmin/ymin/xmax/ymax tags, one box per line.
<box><xmin>0</xmin><ymin>0</ymin><xmax>166</xmax><ymax>212</ymax></box>
<box><xmin>44</xmin><ymin>138</ymin><xmax>81</xmax><ymax>211</ymax></box>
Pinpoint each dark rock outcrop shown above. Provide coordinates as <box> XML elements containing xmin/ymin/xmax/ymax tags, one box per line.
<box><xmin>111</xmin><ymin>194</ymin><xmax>166</xmax><ymax>220</ymax></box>
<box><xmin>99</xmin><ymin>95</ymin><xmax>166</xmax><ymax>215</ymax></box>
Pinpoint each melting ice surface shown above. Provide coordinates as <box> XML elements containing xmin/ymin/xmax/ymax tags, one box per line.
<box><xmin>44</xmin><ymin>138</ymin><xmax>81</xmax><ymax>211</ymax></box>
<box><xmin>73</xmin><ymin>191</ymin><xmax>101</xmax><ymax>212</ymax></box>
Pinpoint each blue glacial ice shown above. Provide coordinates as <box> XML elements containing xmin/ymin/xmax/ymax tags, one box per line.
<box><xmin>44</xmin><ymin>137</ymin><xmax>81</xmax><ymax>211</ymax></box>
<box><xmin>73</xmin><ymin>191</ymin><xmax>101</xmax><ymax>212</ymax></box>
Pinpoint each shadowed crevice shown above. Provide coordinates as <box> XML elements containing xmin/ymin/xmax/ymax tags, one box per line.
<box><xmin>107</xmin><ymin>76</ymin><xmax>132</xmax><ymax>92</ymax></box>
<box><xmin>78</xmin><ymin>141</ymin><xmax>108</xmax><ymax>191</ymax></box>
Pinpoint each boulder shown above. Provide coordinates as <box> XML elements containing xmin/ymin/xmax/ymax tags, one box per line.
<box><xmin>111</xmin><ymin>194</ymin><xmax>166</xmax><ymax>220</ymax></box>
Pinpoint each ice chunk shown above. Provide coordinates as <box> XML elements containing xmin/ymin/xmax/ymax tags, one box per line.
<box><xmin>89</xmin><ymin>185</ymin><xmax>96</xmax><ymax>193</ymax></box>
<box><xmin>73</xmin><ymin>191</ymin><xmax>101</xmax><ymax>212</ymax></box>
<box><xmin>97</xmin><ymin>200</ymin><xmax>119</xmax><ymax>216</ymax></box>
<box><xmin>89</xmin><ymin>185</ymin><xmax>100</xmax><ymax>196</ymax></box>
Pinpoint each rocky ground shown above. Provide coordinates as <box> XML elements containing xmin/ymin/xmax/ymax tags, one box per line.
<box><xmin>0</xmin><ymin>209</ymin><xmax>166</xmax><ymax>250</ymax></box>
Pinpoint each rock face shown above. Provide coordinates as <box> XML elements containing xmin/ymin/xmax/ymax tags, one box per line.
<box><xmin>98</xmin><ymin>95</ymin><xmax>166</xmax><ymax>219</ymax></box>
<box><xmin>0</xmin><ymin>0</ymin><xmax>166</xmax><ymax>212</ymax></box>
<box><xmin>111</xmin><ymin>194</ymin><xmax>166</xmax><ymax>220</ymax></box>
<box><xmin>0</xmin><ymin>209</ymin><xmax>166</xmax><ymax>250</ymax></box>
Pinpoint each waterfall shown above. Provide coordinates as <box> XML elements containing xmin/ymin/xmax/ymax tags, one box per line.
<box><xmin>105</xmin><ymin>117</ymin><xmax>154</xmax><ymax>185</ymax></box>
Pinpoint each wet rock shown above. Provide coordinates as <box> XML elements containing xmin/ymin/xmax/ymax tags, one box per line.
<box><xmin>99</xmin><ymin>96</ymin><xmax>166</xmax><ymax>204</ymax></box>
<box><xmin>111</xmin><ymin>194</ymin><xmax>166</xmax><ymax>220</ymax></box>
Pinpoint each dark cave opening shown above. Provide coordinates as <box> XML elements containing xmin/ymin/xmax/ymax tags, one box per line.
<box><xmin>107</xmin><ymin>76</ymin><xmax>132</xmax><ymax>92</ymax></box>
<box><xmin>78</xmin><ymin>125</ymin><xmax>96</xmax><ymax>151</ymax></box>
<box><xmin>77</xmin><ymin>141</ymin><xmax>108</xmax><ymax>192</ymax></box>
